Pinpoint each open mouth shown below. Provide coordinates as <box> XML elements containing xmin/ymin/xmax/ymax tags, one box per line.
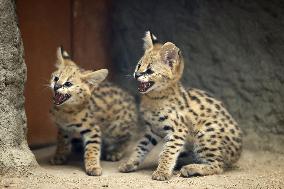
<box><xmin>138</xmin><ymin>81</ymin><xmax>155</xmax><ymax>93</ymax></box>
<box><xmin>53</xmin><ymin>92</ymin><xmax>71</xmax><ymax>105</ymax></box>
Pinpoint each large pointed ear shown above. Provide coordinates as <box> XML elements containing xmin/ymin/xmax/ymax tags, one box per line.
<box><xmin>160</xmin><ymin>42</ymin><xmax>180</xmax><ymax>68</ymax></box>
<box><xmin>143</xmin><ymin>31</ymin><xmax>158</xmax><ymax>50</ymax></box>
<box><xmin>81</xmin><ymin>69</ymin><xmax>108</xmax><ymax>85</ymax></box>
<box><xmin>56</xmin><ymin>46</ymin><xmax>71</xmax><ymax>66</ymax></box>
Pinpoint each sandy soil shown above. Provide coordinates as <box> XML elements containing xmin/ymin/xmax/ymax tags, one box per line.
<box><xmin>1</xmin><ymin>145</ymin><xmax>284</xmax><ymax>189</ymax></box>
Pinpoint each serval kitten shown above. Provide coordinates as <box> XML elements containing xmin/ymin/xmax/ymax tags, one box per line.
<box><xmin>49</xmin><ymin>47</ymin><xmax>137</xmax><ymax>176</ymax></box>
<box><xmin>119</xmin><ymin>32</ymin><xmax>242</xmax><ymax>181</ymax></box>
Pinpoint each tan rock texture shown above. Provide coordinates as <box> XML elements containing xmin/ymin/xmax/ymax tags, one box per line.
<box><xmin>0</xmin><ymin>0</ymin><xmax>37</xmax><ymax>176</ymax></box>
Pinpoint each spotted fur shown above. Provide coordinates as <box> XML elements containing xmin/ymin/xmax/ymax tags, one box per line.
<box><xmin>119</xmin><ymin>32</ymin><xmax>242</xmax><ymax>181</ymax></box>
<box><xmin>50</xmin><ymin>47</ymin><xmax>137</xmax><ymax>176</ymax></box>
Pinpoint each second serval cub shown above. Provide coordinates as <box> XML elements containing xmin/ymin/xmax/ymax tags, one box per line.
<box><xmin>119</xmin><ymin>32</ymin><xmax>242</xmax><ymax>181</ymax></box>
<box><xmin>50</xmin><ymin>47</ymin><xmax>137</xmax><ymax>176</ymax></box>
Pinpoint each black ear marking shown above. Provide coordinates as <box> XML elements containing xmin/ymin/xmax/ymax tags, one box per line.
<box><xmin>60</xmin><ymin>45</ymin><xmax>64</xmax><ymax>55</ymax></box>
<box><xmin>150</xmin><ymin>31</ymin><xmax>158</xmax><ymax>44</ymax></box>
<box><xmin>60</xmin><ymin>45</ymin><xmax>71</xmax><ymax>59</ymax></box>
<box><xmin>60</xmin><ymin>45</ymin><xmax>63</xmax><ymax>51</ymax></box>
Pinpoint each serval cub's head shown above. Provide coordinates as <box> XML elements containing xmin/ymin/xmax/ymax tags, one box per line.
<box><xmin>50</xmin><ymin>47</ymin><xmax>108</xmax><ymax>106</ymax></box>
<box><xmin>134</xmin><ymin>31</ymin><xmax>184</xmax><ymax>93</ymax></box>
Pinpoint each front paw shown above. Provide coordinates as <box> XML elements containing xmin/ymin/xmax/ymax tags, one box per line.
<box><xmin>105</xmin><ymin>152</ymin><xmax>124</xmax><ymax>162</ymax></box>
<box><xmin>118</xmin><ymin>161</ymin><xmax>139</xmax><ymax>173</ymax></box>
<box><xmin>50</xmin><ymin>154</ymin><xmax>68</xmax><ymax>165</ymax></box>
<box><xmin>152</xmin><ymin>170</ymin><xmax>171</xmax><ymax>181</ymax></box>
<box><xmin>86</xmin><ymin>166</ymin><xmax>102</xmax><ymax>176</ymax></box>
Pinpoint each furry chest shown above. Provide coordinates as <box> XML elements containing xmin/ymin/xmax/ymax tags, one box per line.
<box><xmin>52</xmin><ymin>109</ymin><xmax>84</xmax><ymax>129</ymax></box>
<box><xmin>142</xmin><ymin>110</ymin><xmax>173</xmax><ymax>138</ymax></box>
<box><xmin>54</xmin><ymin>114</ymin><xmax>77</xmax><ymax>128</ymax></box>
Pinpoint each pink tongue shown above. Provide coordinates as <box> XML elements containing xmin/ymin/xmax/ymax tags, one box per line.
<box><xmin>55</xmin><ymin>93</ymin><xmax>64</xmax><ymax>103</ymax></box>
<box><xmin>138</xmin><ymin>82</ymin><xmax>146</xmax><ymax>91</ymax></box>
<box><xmin>139</xmin><ymin>82</ymin><xmax>152</xmax><ymax>92</ymax></box>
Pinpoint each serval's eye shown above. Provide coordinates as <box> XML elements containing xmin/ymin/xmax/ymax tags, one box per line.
<box><xmin>145</xmin><ymin>68</ymin><xmax>154</xmax><ymax>74</ymax></box>
<box><xmin>54</xmin><ymin>76</ymin><xmax>59</xmax><ymax>82</ymax></box>
<box><xmin>64</xmin><ymin>81</ymin><xmax>73</xmax><ymax>87</ymax></box>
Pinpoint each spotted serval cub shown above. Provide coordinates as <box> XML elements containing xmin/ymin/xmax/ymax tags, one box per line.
<box><xmin>49</xmin><ymin>47</ymin><xmax>137</xmax><ymax>176</ymax></box>
<box><xmin>119</xmin><ymin>32</ymin><xmax>242</xmax><ymax>180</ymax></box>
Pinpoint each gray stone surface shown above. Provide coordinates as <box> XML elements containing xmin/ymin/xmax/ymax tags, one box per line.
<box><xmin>110</xmin><ymin>0</ymin><xmax>284</xmax><ymax>152</ymax></box>
<box><xmin>0</xmin><ymin>0</ymin><xmax>38</xmax><ymax>176</ymax></box>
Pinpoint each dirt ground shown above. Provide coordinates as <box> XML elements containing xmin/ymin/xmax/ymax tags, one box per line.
<box><xmin>1</xmin><ymin>145</ymin><xmax>284</xmax><ymax>189</ymax></box>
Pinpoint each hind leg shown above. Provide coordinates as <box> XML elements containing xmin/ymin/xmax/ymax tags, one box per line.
<box><xmin>180</xmin><ymin>148</ymin><xmax>224</xmax><ymax>177</ymax></box>
<box><xmin>103</xmin><ymin>138</ymin><xmax>129</xmax><ymax>161</ymax></box>
<box><xmin>103</xmin><ymin>120</ymin><xmax>133</xmax><ymax>161</ymax></box>
<box><xmin>181</xmin><ymin>128</ymin><xmax>225</xmax><ymax>177</ymax></box>
<box><xmin>181</xmin><ymin>162</ymin><xmax>223</xmax><ymax>177</ymax></box>
<box><xmin>105</xmin><ymin>149</ymin><xmax>124</xmax><ymax>162</ymax></box>
<box><xmin>50</xmin><ymin>128</ymin><xmax>71</xmax><ymax>165</ymax></box>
